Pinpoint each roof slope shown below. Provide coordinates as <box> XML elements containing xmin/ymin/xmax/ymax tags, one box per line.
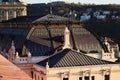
<box><xmin>28</xmin><ymin>24</ymin><xmax>102</xmax><ymax>56</ymax></box>
<box><xmin>0</xmin><ymin>14</ymin><xmax>102</xmax><ymax>56</ymax></box>
<box><xmin>0</xmin><ymin>27</ymin><xmax>30</xmax><ymax>53</ymax></box>
<box><xmin>33</xmin><ymin>14</ymin><xmax>78</xmax><ymax>24</ymax></box>
<box><xmin>0</xmin><ymin>54</ymin><xmax>32</xmax><ymax>80</ymax></box>
<box><xmin>37</xmin><ymin>49</ymin><xmax>114</xmax><ymax>68</ymax></box>
<box><xmin>1</xmin><ymin>15</ymin><xmax>44</xmax><ymax>23</ymax></box>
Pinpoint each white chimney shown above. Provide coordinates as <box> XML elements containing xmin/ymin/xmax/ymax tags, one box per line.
<box><xmin>11</xmin><ymin>40</ymin><xmax>16</xmax><ymax>55</ymax></box>
<box><xmin>16</xmin><ymin>52</ymin><xmax>19</xmax><ymax>58</ymax></box>
<box><xmin>63</xmin><ymin>27</ymin><xmax>71</xmax><ymax>49</ymax></box>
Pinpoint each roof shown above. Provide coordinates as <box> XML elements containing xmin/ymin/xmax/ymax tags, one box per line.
<box><xmin>26</xmin><ymin>40</ymin><xmax>54</xmax><ymax>56</ymax></box>
<box><xmin>37</xmin><ymin>49</ymin><xmax>114</xmax><ymax>68</ymax></box>
<box><xmin>0</xmin><ymin>14</ymin><xmax>102</xmax><ymax>56</ymax></box>
<box><xmin>1</xmin><ymin>15</ymin><xmax>45</xmax><ymax>23</ymax></box>
<box><xmin>0</xmin><ymin>54</ymin><xmax>32</xmax><ymax>80</ymax></box>
<box><xmin>27</xmin><ymin>23</ymin><xmax>102</xmax><ymax>56</ymax></box>
<box><xmin>0</xmin><ymin>27</ymin><xmax>30</xmax><ymax>53</ymax></box>
<box><xmin>33</xmin><ymin>14</ymin><xmax>78</xmax><ymax>24</ymax></box>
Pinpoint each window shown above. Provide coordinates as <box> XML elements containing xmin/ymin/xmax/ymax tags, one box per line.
<box><xmin>41</xmin><ymin>77</ymin><xmax>44</xmax><ymax>80</ymax></box>
<box><xmin>84</xmin><ymin>76</ymin><xmax>89</xmax><ymax>80</ymax></box>
<box><xmin>105</xmin><ymin>75</ymin><xmax>110</xmax><ymax>80</ymax></box>
<box><xmin>38</xmin><ymin>76</ymin><xmax>39</xmax><ymax>80</ymax></box>
<box><xmin>0</xmin><ymin>10</ymin><xmax>5</xmax><ymax>17</ymax></box>
<box><xmin>91</xmin><ymin>76</ymin><xmax>95</xmax><ymax>80</ymax></box>
<box><xmin>8</xmin><ymin>10</ymin><xmax>14</xmax><ymax>19</ymax></box>
<box><xmin>16</xmin><ymin>10</ymin><xmax>21</xmax><ymax>16</ymax></box>
<box><xmin>1</xmin><ymin>10</ymin><xmax>4</xmax><ymax>15</ymax></box>
<box><xmin>79</xmin><ymin>77</ymin><xmax>82</xmax><ymax>80</ymax></box>
<box><xmin>8</xmin><ymin>10</ymin><xmax>13</xmax><ymax>16</ymax></box>
<box><xmin>63</xmin><ymin>78</ymin><xmax>68</xmax><ymax>80</ymax></box>
<box><xmin>34</xmin><ymin>74</ymin><xmax>36</xmax><ymax>80</ymax></box>
<box><xmin>31</xmin><ymin>71</ymin><xmax>33</xmax><ymax>78</ymax></box>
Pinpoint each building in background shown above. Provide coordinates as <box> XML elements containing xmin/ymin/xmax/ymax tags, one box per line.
<box><xmin>0</xmin><ymin>0</ymin><xmax>27</xmax><ymax>21</ymax></box>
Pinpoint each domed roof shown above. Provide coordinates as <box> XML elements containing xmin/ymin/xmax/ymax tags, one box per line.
<box><xmin>25</xmin><ymin>15</ymin><xmax>102</xmax><ymax>56</ymax></box>
<box><xmin>26</xmin><ymin>23</ymin><xmax>102</xmax><ymax>56</ymax></box>
<box><xmin>0</xmin><ymin>14</ymin><xmax>103</xmax><ymax>57</ymax></box>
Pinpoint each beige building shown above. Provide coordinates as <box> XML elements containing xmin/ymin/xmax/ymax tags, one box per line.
<box><xmin>0</xmin><ymin>0</ymin><xmax>27</xmax><ymax>21</ymax></box>
<box><xmin>33</xmin><ymin>49</ymin><xmax>120</xmax><ymax>80</ymax></box>
<box><xmin>18</xmin><ymin>20</ymin><xmax>120</xmax><ymax>80</ymax></box>
<box><xmin>0</xmin><ymin>14</ymin><xmax>120</xmax><ymax>80</ymax></box>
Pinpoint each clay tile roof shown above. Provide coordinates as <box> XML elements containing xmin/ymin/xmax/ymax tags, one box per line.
<box><xmin>0</xmin><ymin>54</ymin><xmax>32</xmax><ymax>80</ymax></box>
<box><xmin>37</xmin><ymin>49</ymin><xmax>115</xmax><ymax>68</ymax></box>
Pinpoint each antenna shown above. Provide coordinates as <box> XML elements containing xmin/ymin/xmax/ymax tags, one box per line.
<box><xmin>50</xmin><ymin>0</ymin><xmax>53</xmax><ymax>15</ymax></box>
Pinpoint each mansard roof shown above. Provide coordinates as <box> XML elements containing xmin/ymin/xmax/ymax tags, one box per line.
<box><xmin>37</xmin><ymin>49</ymin><xmax>115</xmax><ymax>68</ymax></box>
<box><xmin>0</xmin><ymin>54</ymin><xmax>32</xmax><ymax>80</ymax></box>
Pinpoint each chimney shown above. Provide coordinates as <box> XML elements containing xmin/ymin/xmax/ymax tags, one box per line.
<box><xmin>63</xmin><ymin>27</ymin><xmax>71</xmax><ymax>49</ymax></box>
<box><xmin>27</xmin><ymin>52</ymin><xmax>31</xmax><ymax>63</ymax></box>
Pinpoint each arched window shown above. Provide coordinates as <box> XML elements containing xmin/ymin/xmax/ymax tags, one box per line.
<box><xmin>105</xmin><ymin>75</ymin><xmax>110</xmax><ymax>80</ymax></box>
<box><xmin>91</xmin><ymin>76</ymin><xmax>95</xmax><ymax>80</ymax></box>
<box><xmin>8</xmin><ymin>10</ymin><xmax>14</xmax><ymax>19</ymax></box>
<box><xmin>79</xmin><ymin>77</ymin><xmax>82</xmax><ymax>80</ymax></box>
<box><xmin>63</xmin><ymin>78</ymin><xmax>68</xmax><ymax>80</ymax></box>
<box><xmin>0</xmin><ymin>10</ymin><xmax>5</xmax><ymax>17</ymax></box>
<box><xmin>8</xmin><ymin>10</ymin><xmax>13</xmax><ymax>16</ymax></box>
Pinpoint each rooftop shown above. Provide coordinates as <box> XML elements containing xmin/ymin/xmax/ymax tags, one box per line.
<box><xmin>33</xmin><ymin>14</ymin><xmax>78</xmax><ymax>24</ymax></box>
<box><xmin>0</xmin><ymin>54</ymin><xmax>32</xmax><ymax>80</ymax></box>
<box><xmin>0</xmin><ymin>14</ymin><xmax>103</xmax><ymax>56</ymax></box>
<box><xmin>37</xmin><ymin>49</ymin><xmax>115</xmax><ymax>68</ymax></box>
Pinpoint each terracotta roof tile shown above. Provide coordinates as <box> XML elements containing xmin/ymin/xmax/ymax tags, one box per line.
<box><xmin>0</xmin><ymin>54</ymin><xmax>32</xmax><ymax>80</ymax></box>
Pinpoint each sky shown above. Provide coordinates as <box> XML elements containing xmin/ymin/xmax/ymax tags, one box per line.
<box><xmin>22</xmin><ymin>0</ymin><xmax>120</xmax><ymax>4</ymax></box>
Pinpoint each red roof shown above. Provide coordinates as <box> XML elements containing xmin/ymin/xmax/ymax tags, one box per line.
<box><xmin>0</xmin><ymin>54</ymin><xmax>32</xmax><ymax>80</ymax></box>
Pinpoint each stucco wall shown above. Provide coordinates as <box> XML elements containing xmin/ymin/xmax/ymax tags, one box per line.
<box><xmin>46</xmin><ymin>64</ymin><xmax>120</xmax><ymax>80</ymax></box>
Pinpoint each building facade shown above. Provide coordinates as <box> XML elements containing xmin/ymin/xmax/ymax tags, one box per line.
<box><xmin>0</xmin><ymin>14</ymin><xmax>120</xmax><ymax>80</ymax></box>
<box><xmin>0</xmin><ymin>0</ymin><xmax>27</xmax><ymax>21</ymax></box>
